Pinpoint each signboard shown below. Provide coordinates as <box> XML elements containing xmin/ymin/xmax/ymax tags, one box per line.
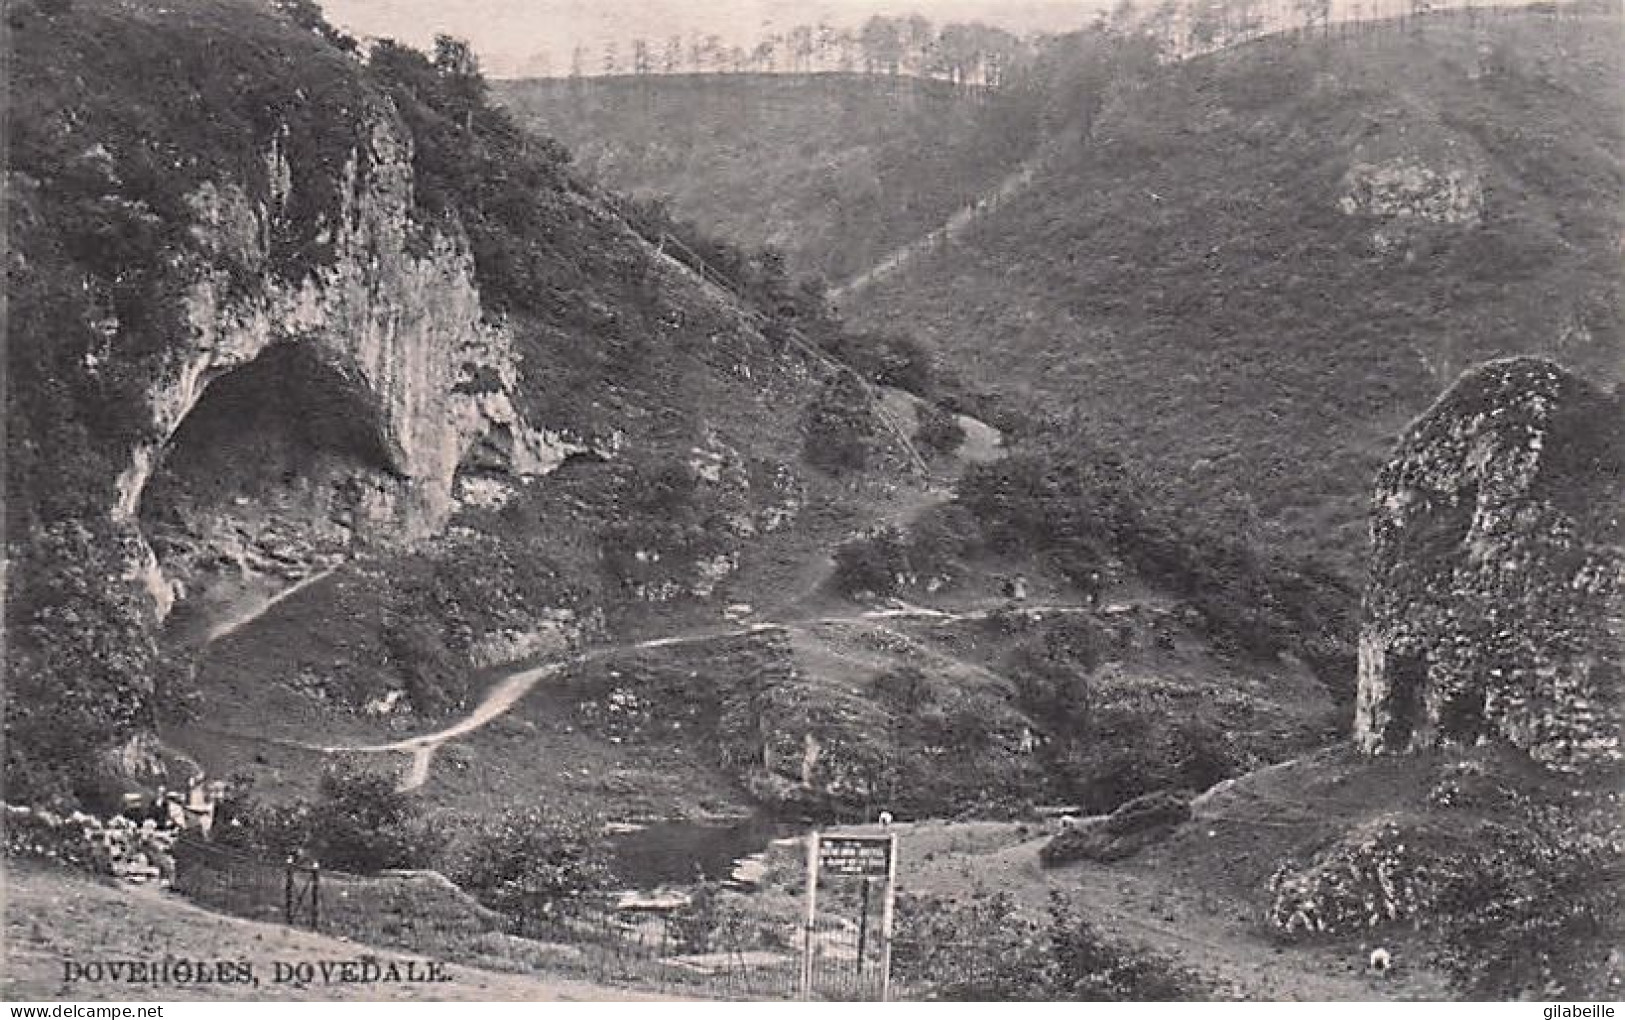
<box><xmin>817</xmin><ymin>834</ymin><xmax>894</xmax><ymax>879</ymax></box>
<box><xmin>802</xmin><ymin>829</ymin><xmax>900</xmax><ymax>1001</ymax></box>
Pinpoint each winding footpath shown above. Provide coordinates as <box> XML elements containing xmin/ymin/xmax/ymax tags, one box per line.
<box><xmin>326</xmin><ymin>624</ymin><xmax>780</xmax><ymax>791</ymax></box>
<box><xmin>320</xmin><ymin>599</ymin><xmax>1109</xmax><ymax>792</ymax></box>
<box><xmin>202</xmin><ymin>563</ymin><xmax>341</xmax><ymax>645</ymax></box>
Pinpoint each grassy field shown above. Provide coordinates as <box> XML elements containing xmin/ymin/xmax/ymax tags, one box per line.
<box><xmin>0</xmin><ymin>861</ymin><xmax>676</xmax><ymax>1001</ymax></box>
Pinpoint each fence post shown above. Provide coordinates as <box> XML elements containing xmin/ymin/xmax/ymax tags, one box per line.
<box><xmin>658</xmin><ymin>915</ymin><xmax>670</xmax><ymax>992</ymax></box>
<box><xmin>284</xmin><ymin>856</ymin><xmax>294</xmax><ymax>926</ymax></box>
<box><xmin>856</xmin><ymin>878</ymin><xmax>872</xmax><ymax>974</ymax></box>
<box><xmin>879</xmin><ymin>833</ymin><xmax>899</xmax><ymax>1003</ymax></box>
<box><xmin>311</xmin><ymin>862</ymin><xmax>320</xmax><ymax>931</ymax></box>
<box><xmin>801</xmin><ymin>830</ymin><xmax>820</xmax><ymax>1001</ymax></box>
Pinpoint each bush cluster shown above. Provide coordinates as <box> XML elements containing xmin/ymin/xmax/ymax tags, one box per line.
<box><xmin>3</xmin><ymin>803</ymin><xmax>176</xmax><ymax>882</ymax></box>
<box><xmin>215</xmin><ymin>768</ymin><xmax>441</xmax><ymax>874</ymax></box>
<box><xmin>915</xmin><ymin>402</ymin><xmax>968</xmax><ymax>457</ymax></box>
<box><xmin>450</xmin><ymin>807</ymin><xmax>613</xmax><ymax>920</ymax></box>
<box><xmin>956</xmin><ymin>439</ymin><xmax>1358</xmax><ymax>699</ymax></box>
<box><xmin>831</xmin><ymin>511</ymin><xmax>978</xmax><ymax>599</ymax></box>
<box><xmin>894</xmin><ymin>890</ymin><xmax>1210</xmax><ymax>1000</ymax></box>
<box><xmin>3</xmin><ymin>520</ymin><xmax>192</xmax><ymax>808</ymax></box>
<box><xmin>831</xmin><ymin>526</ymin><xmax>911</xmax><ymax>596</ymax></box>
<box><xmin>802</xmin><ymin>374</ymin><xmax>879</xmax><ymax>474</ymax></box>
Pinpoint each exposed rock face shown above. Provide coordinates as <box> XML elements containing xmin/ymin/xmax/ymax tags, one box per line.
<box><xmin>1355</xmin><ymin>357</ymin><xmax>1624</xmax><ymax>771</ymax></box>
<box><xmin>1339</xmin><ymin>158</ymin><xmax>1484</xmax><ymax>226</ymax></box>
<box><xmin>111</xmin><ymin>113</ymin><xmax>581</xmax><ymax>624</ymax></box>
<box><xmin>1340</xmin><ymin>156</ymin><xmax>1485</xmax><ymax>262</ymax></box>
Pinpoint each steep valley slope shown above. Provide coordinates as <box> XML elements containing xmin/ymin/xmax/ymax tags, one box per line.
<box><xmin>494</xmin><ymin>73</ymin><xmax>1047</xmax><ymax>285</ymax></box>
<box><xmin>5</xmin><ymin>2</ymin><xmax>1619</xmax><ymax>1003</ymax></box>
<box><xmin>518</xmin><ymin>13</ymin><xmax>1625</xmax><ymax>579</ymax></box>
<box><xmin>846</xmin><ymin>11</ymin><xmax>1624</xmax><ymax>573</ymax></box>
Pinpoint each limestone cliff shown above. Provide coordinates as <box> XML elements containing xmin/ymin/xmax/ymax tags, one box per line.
<box><xmin>1355</xmin><ymin>357</ymin><xmax>1624</xmax><ymax>771</ymax></box>
<box><xmin>114</xmin><ymin>111</ymin><xmax>578</xmax><ymax>625</ymax></box>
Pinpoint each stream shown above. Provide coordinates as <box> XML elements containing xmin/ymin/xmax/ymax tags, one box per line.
<box><xmin>606</xmin><ymin>815</ymin><xmax>797</xmax><ymax>891</ymax></box>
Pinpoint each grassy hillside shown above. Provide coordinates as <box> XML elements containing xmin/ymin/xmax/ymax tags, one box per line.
<box><xmin>1</xmin><ymin>861</ymin><xmax>667</xmax><ymax>1001</ymax></box>
<box><xmin>789</xmin><ymin>744</ymin><xmax>1619</xmax><ymax>999</ymax></box>
<box><xmin>845</xmin><ymin>11</ymin><xmax>1624</xmax><ymax>573</ymax></box>
<box><xmin>494</xmin><ymin>73</ymin><xmax>1047</xmax><ymax>284</ymax></box>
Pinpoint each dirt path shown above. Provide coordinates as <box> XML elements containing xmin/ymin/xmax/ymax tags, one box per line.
<box><xmin>330</xmin><ymin>588</ymin><xmax>1110</xmax><ymax>792</ymax></box>
<box><xmin>203</xmin><ymin>564</ymin><xmax>341</xmax><ymax>644</ymax></box>
<box><xmin>327</xmin><ymin>623</ymin><xmax>784</xmax><ymax>790</ymax></box>
<box><xmin>829</xmin><ymin>121</ymin><xmax>1083</xmax><ymax>306</ymax></box>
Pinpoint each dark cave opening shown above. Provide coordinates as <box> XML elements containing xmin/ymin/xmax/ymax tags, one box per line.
<box><xmin>1382</xmin><ymin>649</ymin><xmax>1429</xmax><ymax>751</ymax></box>
<box><xmin>137</xmin><ymin>343</ymin><xmax>397</xmax><ymax>635</ymax></box>
<box><xmin>1437</xmin><ymin>688</ymin><xmax>1488</xmax><ymax>745</ymax></box>
<box><xmin>142</xmin><ymin>343</ymin><xmax>395</xmax><ymax>522</ymax></box>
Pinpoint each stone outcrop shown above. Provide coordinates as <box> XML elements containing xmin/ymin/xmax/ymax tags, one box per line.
<box><xmin>1339</xmin><ymin>157</ymin><xmax>1484</xmax><ymax>227</ymax></box>
<box><xmin>1355</xmin><ymin>357</ymin><xmax>1624</xmax><ymax>771</ymax></box>
<box><xmin>1039</xmin><ymin>790</ymin><xmax>1192</xmax><ymax>867</ymax></box>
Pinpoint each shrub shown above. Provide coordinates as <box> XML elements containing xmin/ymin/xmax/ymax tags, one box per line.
<box><xmin>312</xmin><ymin>768</ymin><xmax>444</xmax><ymax>873</ymax></box>
<box><xmin>1007</xmin><ymin>615</ymin><xmax>1107</xmax><ymax>744</ymax></box>
<box><xmin>1011</xmin><ymin>660</ymin><xmax>1092</xmax><ymax>743</ymax></box>
<box><xmin>1042</xmin><ymin>895</ymin><xmax>1209</xmax><ymax>1000</ymax></box>
<box><xmin>956</xmin><ymin>439</ymin><xmax>1358</xmax><ymax>696</ymax></box>
<box><xmin>817</xmin><ymin>330</ymin><xmax>936</xmax><ymax>396</ymax></box>
<box><xmin>1267</xmin><ymin>819</ymin><xmax>1446</xmax><ymax>937</ymax></box>
<box><xmin>910</xmin><ymin>502</ymin><xmax>979</xmax><ymax>569</ymax></box>
<box><xmin>3</xmin><ymin>520</ymin><xmax>191</xmax><ymax>808</ymax></box>
<box><xmin>871</xmin><ymin>665</ymin><xmax>935</xmax><ymax>711</ymax></box>
<box><xmin>894</xmin><ymin>890</ymin><xmax>1210</xmax><ymax>1000</ymax></box>
<box><xmin>801</xmin><ymin>374</ymin><xmax>877</xmax><ymax>474</ymax></box>
<box><xmin>1434</xmin><ymin>811</ymin><xmax>1625</xmax><ymax>999</ymax></box>
<box><xmin>915</xmin><ymin>402</ymin><xmax>967</xmax><ymax>457</ymax></box>
<box><xmin>1040</xmin><ymin>790</ymin><xmax>1192</xmax><ymax>867</ymax></box>
<box><xmin>382</xmin><ymin>618</ymin><xmax>465</xmax><ymax>716</ymax></box>
<box><xmin>832</xmin><ymin>526</ymin><xmax>911</xmax><ymax>597</ymax></box>
<box><xmin>453</xmin><ymin>806</ymin><xmax>612</xmax><ymax>919</ymax></box>
<box><xmin>1102</xmin><ymin>789</ymin><xmax>1193</xmax><ymax>837</ymax></box>
<box><xmin>596</xmin><ymin>458</ymin><xmax>735</xmax><ymax>593</ymax></box>
<box><xmin>667</xmin><ymin>880</ymin><xmax>759</xmax><ymax>954</ymax></box>
<box><xmin>217</xmin><ymin>766</ymin><xmax>439</xmax><ymax>874</ymax></box>
<box><xmin>1058</xmin><ymin>711</ymin><xmax>1239</xmax><ymax>814</ymax></box>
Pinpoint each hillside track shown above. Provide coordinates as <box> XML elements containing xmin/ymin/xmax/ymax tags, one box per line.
<box><xmin>320</xmin><ymin>592</ymin><xmax>1114</xmax><ymax>790</ymax></box>
<box><xmin>829</xmin><ymin>121</ymin><xmax>1084</xmax><ymax>305</ymax></box>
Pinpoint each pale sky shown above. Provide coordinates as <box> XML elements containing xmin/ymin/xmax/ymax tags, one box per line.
<box><xmin>320</xmin><ymin>0</ymin><xmax>1112</xmax><ymax>77</ymax></box>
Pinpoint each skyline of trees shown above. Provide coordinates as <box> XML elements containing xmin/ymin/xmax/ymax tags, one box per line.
<box><xmin>509</xmin><ymin>0</ymin><xmax>1591</xmax><ymax>82</ymax></box>
<box><xmin>558</xmin><ymin>15</ymin><xmax>1034</xmax><ymax>88</ymax></box>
